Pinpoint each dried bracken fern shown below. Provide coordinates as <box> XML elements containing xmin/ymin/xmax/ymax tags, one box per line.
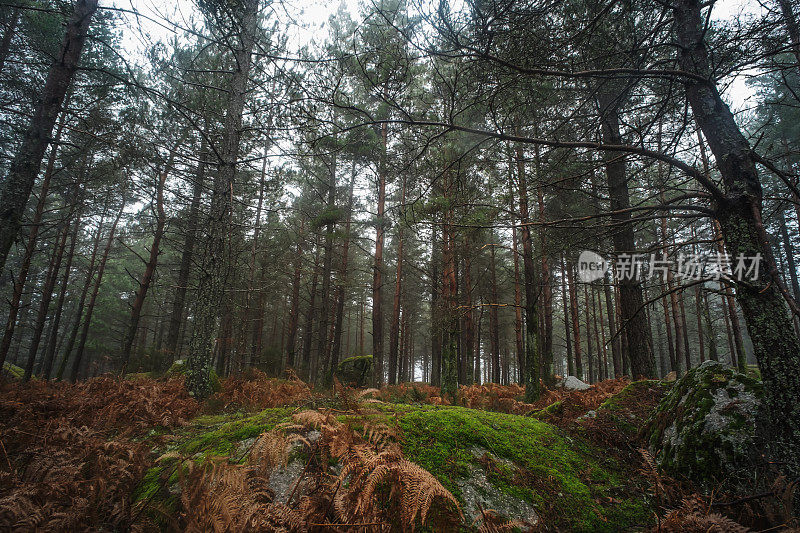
<box><xmin>656</xmin><ymin>495</ymin><xmax>751</xmax><ymax>532</ymax></box>
<box><xmin>179</xmin><ymin>406</ymin><xmax>462</xmax><ymax>532</ymax></box>
<box><xmin>212</xmin><ymin>368</ymin><xmax>311</xmax><ymax>410</ymax></box>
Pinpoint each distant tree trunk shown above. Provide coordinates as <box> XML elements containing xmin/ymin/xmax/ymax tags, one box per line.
<box><xmin>516</xmin><ymin>144</ymin><xmax>541</xmax><ymax>401</ymax></box>
<box><xmin>372</xmin><ymin>123</ymin><xmax>388</xmax><ymax>386</ymax></box>
<box><xmin>594</xmin><ymin>285</ymin><xmax>607</xmax><ymax>381</ymax></box>
<box><xmin>243</xmin><ymin>147</ymin><xmax>268</xmax><ymax>371</ymax></box>
<box><xmin>389</xmin><ymin>174</ymin><xmax>406</xmax><ymax>385</ymax></box>
<box><xmin>567</xmin><ymin>261</ymin><xmax>583</xmax><ymax>379</ymax></box>
<box><xmin>676</xmin><ymin>0</ymin><xmax>800</xmax><ymax>482</ymax></box>
<box><xmin>474</xmin><ymin>300</ymin><xmax>483</xmax><ymax>383</ymax></box>
<box><xmin>70</xmin><ymin>197</ymin><xmax>125</xmax><ymax>382</ymax></box>
<box><xmin>430</xmin><ymin>226</ymin><xmax>441</xmax><ymax>386</ymax></box>
<box><xmin>121</xmin><ymin>152</ymin><xmax>173</xmax><ymax>371</ymax></box>
<box><xmin>702</xmin><ymin>291</ymin><xmax>719</xmax><ymax>362</ymax></box>
<box><xmin>41</xmin><ymin>209</ymin><xmax>81</xmax><ymax>380</ymax></box>
<box><xmin>164</xmin><ymin>146</ymin><xmax>206</xmax><ymax>358</ymax></box>
<box><xmin>777</xmin><ymin>0</ymin><xmax>800</xmax><ymax>72</ymax></box>
<box><xmin>316</xmin><ymin>152</ymin><xmax>337</xmax><ymax>386</ymax></box>
<box><xmin>286</xmin><ymin>221</ymin><xmax>305</xmax><ymax>369</ymax></box>
<box><xmin>23</xmin><ymin>222</ymin><xmax>69</xmax><ymax>381</ymax></box>
<box><xmin>597</xmin><ymin>87</ymin><xmax>655</xmax><ymax>378</ymax></box>
<box><xmin>489</xmin><ymin>237</ymin><xmax>501</xmax><ymax>383</ymax></box>
<box><xmin>330</xmin><ymin>164</ymin><xmax>357</xmax><ymax>374</ymax></box>
<box><xmin>0</xmin><ymin>0</ymin><xmax>97</xmax><ymax>272</ymax></box>
<box><xmin>462</xmin><ymin>253</ymin><xmax>475</xmax><ymax>386</ymax></box>
<box><xmin>604</xmin><ymin>273</ymin><xmax>621</xmax><ymax>377</ymax></box>
<box><xmin>302</xmin><ymin>238</ymin><xmax>321</xmax><ymax>378</ymax></box>
<box><xmin>55</xmin><ymin>206</ymin><xmax>107</xmax><ymax>380</ymax></box>
<box><xmin>583</xmin><ymin>284</ymin><xmax>595</xmax><ymax>383</ymax></box>
<box><xmin>534</xmin><ymin>146</ymin><xmax>554</xmax><ymax>386</ymax></box>
<box><xmin>561</xmin><ymin>255</ymin><xmax>574</xmax><ymax>377</ymax></box>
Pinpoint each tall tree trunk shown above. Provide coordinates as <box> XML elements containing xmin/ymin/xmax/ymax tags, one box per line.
<box><xmin>516</xmin><ymin>145</ymin><xmax>541</xmax><ymax>401</ymax></box>
<box><xmin>676</xmin><ymin>0</ymin><xmax>800</xmax><ymax>482</ymax></box>
<box><xmin>330</xmin><ymin>163</ymin><xmax>357</xmax><ymax>374</ymax></box>
<box><xmin>164</xmin><ymin>146</ymin><xmax>206</xmax><ymax>358</ymax></box>
<box><xmin>302</xmin><ymin>238</ymin><xmax>321</xmax><ymax>378</ymax></box>
<box><xmin>41</xmin><ymin>209</ymin><xmax>81</xmax><ymax>379</ymax></box>
<box><xmin>55</xmin><ymin>205</ymin><xmax>108</xmax><ymax>380</ymax></box>
<box><xmin>316</xmin><ymin>152</ymin><xmax>337</xmax><ymax>385</ymax></box>
<box><xmin>430</xmin><ymin>227</ymin><xmax>441</xmax><ymax>386</ymax></box>
<box><xmin>70</xmin><ymin>197</ymin><xmax>125</xmax><ymax>382</ymax></box>
<box><xmin>121</xmin><ymin>151</ymin><xmax>173</xmax><ymax>371</ymax></box>
<box><xmin>567</xmin><ymin>261</ymin><xmax>583</xmax><ymax>379</ymax></box>
<box><xmin>286</xmin><ymin>221</ymin><xmax>305</xmax><ymax>370</ymax></box>
<box><xmin>534</xmin><ymin>145</ymin><xmax>554</xmax><ymax>386</ymax></box>
<box><xmin>23</xmin><ymin>221</ymin><xmax>69</xmax><ymax>381</ymax></box>
<box><xmin>561</xmin><ymin>255</ymin><xmax>574</xmax><ymax>377</ymax></box>
<box><xmin>0</xmin><ymin>0</ymin><xmax>97</xmax><ymax>272</ymax></box>
<box><xmin>440</xmin><ymin>162</ymin><xmax>459</xmax><ymax>399</ymax></box>
<box><xmin>462</xmin><ymin>253</ymin><xmax>475</xmax><ymax>385</ymax></box>
<box><xmin>489</xmin><ymin>237</ymin><xmax>501</xmax><ymax>383</ymax></box>
<box><xmin>597</xmin><ymin>87</ymin><xmax>655</xmax><ymax>378</ymax></box>
<box><xmin>372</xmin><ymin>123</ymin><xmax>388</xmax><ymax>386</ymax></box>
<box><xmin>583</xmin><ymin>284</ymin><xmax>595</xmax><ymax>383</ymax></box>
<box><xmin>0</xmin><ymin>110</ymin><xmax>70</xmax><ymax>368</ymax></box>
<box><xmin>186</xmin><ymin>0</ymin><xmax>258</xmax><ymax>399</ymax></box>
<box><xmin>243</xmin><ymin>145</ymin><xmax>268</xmax><ymax>371</ymax></box>
<box><xmin>389</xmin><ymin>174</ymin><xmax>406</xmax><ymax>385</ymax></box>
<box><xmin>603</xmin><ymin>273</ymin><xmax>621</xmax><ymax>377</ymax></box>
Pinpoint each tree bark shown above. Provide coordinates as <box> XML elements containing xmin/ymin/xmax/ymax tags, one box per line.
<box><xmin>597</xmin><ymin>87</ymin><xmax>655</xmax><ymax>378</ymax></box>
<box><xmin>0</xmin><ymin>0</ymin><xmax>98</xmax><ymax>272</ymax></box>
<box><xmin>164</xmin><ymin>146</ymin><xmax>206</xmax><ymax>358</ymax></box>
<box><xmin>388</xmin><ymin>173</ymin><xmax>406</xmax><ymax>385</ymax></box>
<box><xmin>675</xmin><ymin>0</ymin><xmax>800</xmax><ymax>483</ymax></box>
<box><xmin>186</xmin><ymin>0</ymin><xmax>258</xmax><ymax>399</ymax></box>
<box><xmin>372</xmin><ymin>123</ymin><xmax>388</xmax><ymax>386</ymax></box>
<box><xmin>121</xmin><ymin>151</ymin><xmax>174</xmax><ymax>371</ymax></box>
<box><xmin>330</xmin><ymin>162</ymin><xmax>357</xmax><ymax>374</ymax></box>
<box><xmin>286</xmin><ymin>220</ymin><xmax>305</xmax><ymax>370</ymax></box>
<box><xmin>70</xmin><ymin>196</ymin><xmax>126</xmax><ymax>382</ymax></box>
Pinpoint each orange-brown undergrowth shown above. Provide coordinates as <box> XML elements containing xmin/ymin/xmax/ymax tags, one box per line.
<box><xmin>211</xmin><ymin>368</ymin><xmax>312</xmax><ymax>410</ymax></box>
<box><xmin>0</xmin><ymin>376</ymin><xmax>199</xmax><ymax>530</ymax></box>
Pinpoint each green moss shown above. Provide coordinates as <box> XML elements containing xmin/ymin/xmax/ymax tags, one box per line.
<box><xmin>396</xmin><ymin>406</ymin><xmax>651</xmax><ymax>532</ymax></box>
<box><xmin>2</xmin><ymin>361</ymin><xmax>24</xmax><ymax>380</ymax></box>
<box><xmin>132</xmin><ymin>406</ymin><xmax>294</xmax><ymax>524</ymax></box>
<box><xmin>646</xmin><ymin>361</ymin><xmax>763</xmax><ymax>490</ymax></box>
<box><xmin>532</xmin><ymin>400</ymin><xmax>563</xmax><ymax>419</ymax></box>
<box><xmin>164</xmin><ymin>359</ymin><xmax>221</xmax><ymax>392</ymax></box>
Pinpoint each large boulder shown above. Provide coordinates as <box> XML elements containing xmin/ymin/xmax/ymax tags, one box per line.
<box><xmin>563</xmin><ymin>375</ymin><xmax>590</xmax><ymax>391</ymax></box>
<box><xmin>646</xmin><ymin>360</ymin><xmax>762</xmax><ymax>490</ymax></box>
<box><xmin>335</xmin><ymin>355</ymin><xmax>373</xmax><ymax>387</ymax></box>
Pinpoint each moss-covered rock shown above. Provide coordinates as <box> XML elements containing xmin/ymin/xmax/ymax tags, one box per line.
<box><xmin>396</xmin><ymin>405</ymin><xmax>651</xmax><ymax>531</ymax></box>
<box><xmin>2</xmin><ymin>361</ymin><xmax>24</xmax><ymax>380</ymax></box>
<box><xmin>335</xmin><ymin>355</ymin><xmax>373</xmax><ymax>387</ymax></box>
<box><xmin>646</xmin><ymin>360</ymin><xmax>762</xmax><ymax>490</ymax></box>
<box><xmin>164</xmin><ymin>359</ymin><xmax>221</xmax><ymax>393</ymax></box>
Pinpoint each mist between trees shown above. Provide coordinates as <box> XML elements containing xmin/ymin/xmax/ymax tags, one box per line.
<box><xmin>0</xmin><ymin>0</ymin><xmax>799</xmax><ymax>498</ymax></box>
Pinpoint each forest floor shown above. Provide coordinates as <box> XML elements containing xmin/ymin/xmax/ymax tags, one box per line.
<box><xmin>0</xmin><ymin>369</ymin><xmax>787</xmax><ymax>531</ymax></box>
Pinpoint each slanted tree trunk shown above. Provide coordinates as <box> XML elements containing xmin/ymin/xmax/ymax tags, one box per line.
<box><xmin>41</xmin><ymin>208</ymin><xmax>81</xmax><ymax>380</ymax></box>
<box><xmin>55</xmin><ymin>204</ymin><xmax>108</xmax><ymax>380</ymax></box>
<box><xmin>0</xmin><ymin>0</ymin><xmax>97</xmax><ymax>272</ymax></box>
<box><xmin>121</xmin><ymin>151</ymin><xmax>173</xmax><ymax>371</ymax></box>
<box><xmin>164</xmin><ymin>146</ymin><xmax>206</xmax><ymax>358</ymax></box>
<box><xmin>0</xmin><ymin>6</ymin><xmax>20</xmax><ymax>74</ymax></box>
<box><xmin>675</xmin><ymin>0</ymin><xmax>800</xmax><ymax>482</ymax></box>
<box><xmin>23</xmin><ymin>221</ymin><xmax>69</xmax><ymax>381</ymax></box>
<box><xmin>70</xmin><ymin>196</ymin><xmax>126</xmax><ymax>382</ymax></box>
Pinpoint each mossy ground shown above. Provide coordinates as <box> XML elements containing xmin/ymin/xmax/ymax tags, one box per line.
<box><xmin>131</xmin><ymin>382</ymin><xmax>660</xmax><ymax>531</ymax></box>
